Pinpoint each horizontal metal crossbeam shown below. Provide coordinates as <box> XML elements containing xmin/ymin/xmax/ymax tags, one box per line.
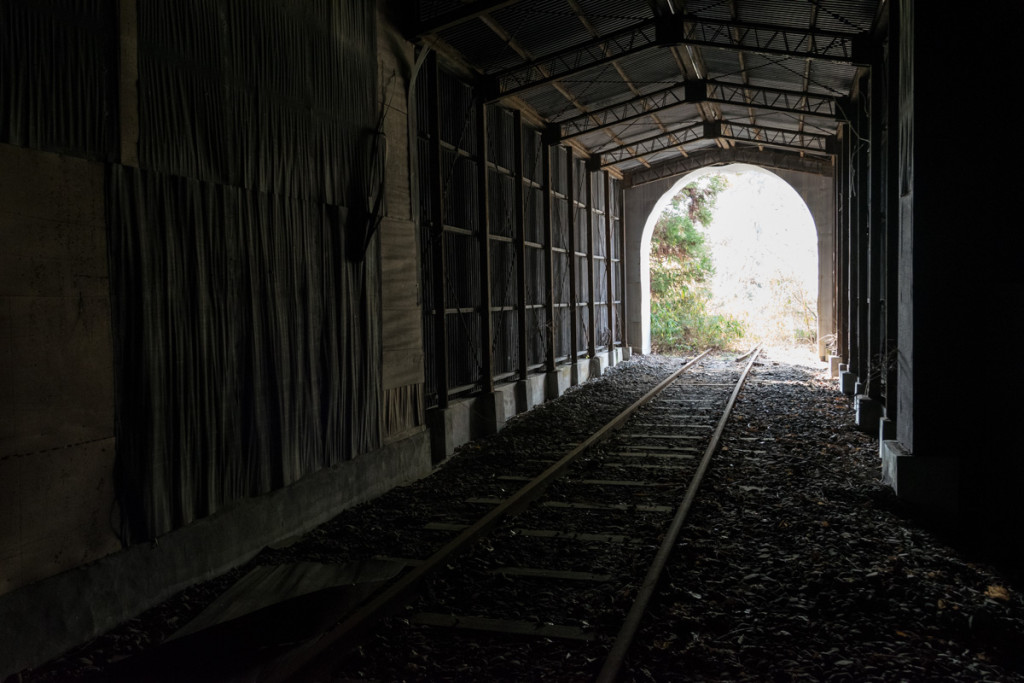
<box><xmin>659</xmin><ymin>14</ymin><xmax>870</xmax><ymax>65</ymax></box>
<box><xmin>557</xmin><ymin>82</ymin><xmax>690</xmax><ymax>140</ymax></box>
<box><xmin>556</xmin><ymin>79</ymin><xmax>837</xmax><ymax>141</ymax></box>
<box><xmin>599</xmin><ymin>120</ymin><xmax>833</xmax><ymax>168</ymax></box>
<box><xmin>484</xmin><ymin>19</ymin><xmax>660</xmax><ymax>103</ymax></box>
<box><xmin>713</xmin><ymin>121</ymin><xmax>835</xmax><ymax>154</ymax></box>
<box><xmin>597</xmin><ymin>121</ymin><xmax>705</xmax><ymax>166</ymax></box>
<box><xmin>705</xmin><ymin>80</ymin><xmax>838</xmax><ymax>118</ymax></box>
<box><xmin>623</xmin><ymin>146</ymin><xmax>834</xmax><ymax>188</ymax></box>
<box><xmin>484</xmin><ymin>15</ymin><xmax>868</xmax><ymax>102</ymax></box>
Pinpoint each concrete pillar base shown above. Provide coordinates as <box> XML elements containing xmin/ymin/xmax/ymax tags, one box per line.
<box><xmin>854</xmin><ymin>395</ymin><xmax>883</xmax><ymax>435</ymax></box>
<box><xmin>880</xmin><ymin>440</ymin><xmax>959</xmax><ymax>521</ymax></box>
<box><xmin>428</xmin><ymin>351</ymin><xmax>627</xmax><ymax>465</ymax></box>
<box><xmin>878</xmin><ymin>417</ymin><xmax>896</xmax><ymax>456</ymax></box>
<box><xmin>828</xmin><ymin>355</ymin><xmax>842</xmax><ymax>379</ymax></box>
<box><xmin>426</xmin><ymin>391</ymin><xmax>507</xmax><ymax>463</ymax></box>
<box><xmin>515</xmin><ymin>375</ymin><xmax>547</xmax><ymax>414</ymax></box>
<box><xmin>545</xmin><ymin>366</ymin><xmax>572</xmax><ymax>401</ymax></box>
<box><xmin>839</xmin><ymin>369</ymin><xmax>857</xmax><ymax>395</ymax></box>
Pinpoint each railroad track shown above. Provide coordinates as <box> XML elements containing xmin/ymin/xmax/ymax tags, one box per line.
<box><xmin>259</xmin><ymin>347</ymin><xmax>762</xmax><ymax>682</ymax></box>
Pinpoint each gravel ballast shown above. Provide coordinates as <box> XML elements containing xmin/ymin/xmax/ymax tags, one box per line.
<box><xmin>16</xmin><ymin>350</ymin><xmax>1024</xmax><ymax>682</ymax></box>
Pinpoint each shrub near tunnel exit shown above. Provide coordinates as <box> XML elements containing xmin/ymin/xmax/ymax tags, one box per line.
<box><xmin>650</xmin><ymin>175</ymin><xmax>745</xmax><ymax>353</ymax></box>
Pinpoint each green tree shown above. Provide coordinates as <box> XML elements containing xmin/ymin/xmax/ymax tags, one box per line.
<box><xmin>650</xmin><ymin>175</ymin><xmax>745</xmax><ymax>352</ymax></box>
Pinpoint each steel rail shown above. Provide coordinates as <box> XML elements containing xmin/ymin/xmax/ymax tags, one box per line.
<box><xmin>596</xmin><ymin>344</ymin><xmax>763</xmax><ymax>683</ymax></box>
<box><xmin>262</xmin><ymin>349</ymin><xmax>714</xmax><ymax>682</ymax></box>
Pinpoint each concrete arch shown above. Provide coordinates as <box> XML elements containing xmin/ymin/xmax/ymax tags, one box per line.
<box><xmin>623</xmin><ymin>162</ymin><xmax>835</xmax><ymax>358</ymax></box>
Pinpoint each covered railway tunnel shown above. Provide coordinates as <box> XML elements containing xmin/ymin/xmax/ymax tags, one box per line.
<box><xmin>1</xmin><ymin>0</ymin><xmax>1023</xmax><ymax>674</ymax></box>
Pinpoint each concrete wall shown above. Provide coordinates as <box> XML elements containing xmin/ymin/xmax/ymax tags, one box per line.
<box><xmin>623</xmin><ymin>162</ymin><xmax>834</xmax><ymax>356</ymax></box>
<box><xmin>0</xmin><ymin>10</ymin><xmax>437</xmax><ymax>676</ymax></box>
<box><xmin>0</xmin><ymin>144</ymin><xmax>120</xmax><ymax>597</ymax></box>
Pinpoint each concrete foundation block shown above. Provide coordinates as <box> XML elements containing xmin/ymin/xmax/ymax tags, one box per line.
<box><xmin>427</xmin><ymin>393</ymin><xmax>504</xmax><ymax>462</ymax></box>
<box><xmin>589</xmin><ymin>355</ymin><xmax>607</xmax><ymax>378</ymax></box>
<box><xmin>878</xmin><ymin>418</ymin><xmax>896</xmax><ymax>454</ymax></box>
<box><xmin>571</xmin><ymin>361</ymin><xmax>591</xmax><ymax>386</ymax></box>
<box><xmin>515</xmin><ymin>375</ymin><xmax>547</xmax><ymax>414</ymax></box>
<box><xmin>474</xmin><ymin>391</ymin><xmax>507</xmax><ymax>435</ymax></box>
<box><xmin>545</xmin><ymin>366</ymin><xmax>572</xmax><ymax>401</ymax></box>
<box><xmin>839</xmin><ymin>370</ymin><xmax>857</xmax><ymax>395</ymax></box>
<box><xmin>880</xmin><ymin>440</ymin><xmax>959</xmax><ymax>520</ymax></box>
<box><xmin>829</xmin><ymin>355</ymin><xmax>841</xmax><ymax>379</ymax></box>
<box><xmin>494</xmin><ymin>382</ymin><xmax>519</xmax><ymax>427</ymax></box>
<box><xmin>854</xmin><ymin>395</ymin><xmax>883</xmax><ymax>435</ymax></box>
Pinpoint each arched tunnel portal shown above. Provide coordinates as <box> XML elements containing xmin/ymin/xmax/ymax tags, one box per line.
<box><xmin>622</xmin><ymin>152</ymin><xmax>835</xmax><ymax>358</ymax></box>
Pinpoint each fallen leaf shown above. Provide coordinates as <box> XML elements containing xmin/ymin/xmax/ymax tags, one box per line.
<box><xmin>985</xmin><ymin>585</ymin><xmax>1010</xmax><ymax>601</ymax></box>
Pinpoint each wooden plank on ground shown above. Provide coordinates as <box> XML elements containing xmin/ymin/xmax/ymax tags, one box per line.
<box><xmin>490</xmin><ymin>567</ymin><xmax>612</xmax><ymax>581</ymax></box>
<box><xmin>610</xmin><ymin>451</ymin><xmax>696</xmax><ymax>459</ymax></box>
<box><xmin>541</xmin><ymin>501</ymin><xmax>674</xmax><ymax>513</ymax></box>
<box><xmin>510</xmin><ymin>529</ymin><xmax>641</xmax><ymax>544</ymax></box>
<box><xmin>412</xmin><ymin>613</ymin><xmax>594</xmax><ymax>641</ymax></box>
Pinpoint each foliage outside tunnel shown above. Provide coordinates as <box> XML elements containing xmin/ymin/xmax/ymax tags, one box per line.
<box><xmin>649</xmin><ymin>175</ymin><xmax>746</xmax><ymax>352</ymax></box>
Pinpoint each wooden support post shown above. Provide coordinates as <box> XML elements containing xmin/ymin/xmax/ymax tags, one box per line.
<box><xmin>566</xmin><ymin>148</ymin><xmax>578</xmax><ymax>367</ymax></box>
<box><xmin>427</xmin><ymin>56</ymin><xmax>449</xmax><ymax>408</ymax></box>
<box><xmin>477</xmin><ymin>101</ymin><xmax>494</xmax><ymax>393</ymax></box>
<box><xmin>604</xmin><ymin>171</ymin><xmax>614</xmax><ymax>350</ymax></box>
<box><xmin>543</xmin><ymin>139</ymin><xmax>556</xmax><ymax>373</ymax></box>
<box><xmin>586</xmin><ymin>168</ymin><xmax>597</xmax><ymax>359</ymax></box>
<box><xmin>514</xmin><ymin>111</ymin><xmax>528</xmax><ymax>381</ymax></box>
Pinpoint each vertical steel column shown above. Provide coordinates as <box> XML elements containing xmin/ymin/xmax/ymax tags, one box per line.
<box><xmin>855</xmin><ymin>82</ymin><xmax>871</xmax><ymax>384</ymax></box>
<box><xmin>604</xmin><ymin>171</ymin><xmax>614</xmax><ymax>349</ymax></box>
<box><xmin>543</xmin><ymin>140</ymin><xmax>556</xmax><ymax>373</ymax></box>
<box><xmin>843</xmin><ymin>124</ymin><xmax>855</xmax><ymax>366</ymax></box>
<box><xmin>427</xmin><ymin>57</ymin><xmax>449</xmax><ymax>408</ymax></box>
<box><xmin>513</xmin><ymin>111</ymin><xmax>528</xmax><ymax>381</ymax></box>
<box><xmin>834</xmin><ymin>126</ymin><xmax>846</xmax><ymax>361</ymax></box>
<box><xmin>619</xmin><ymin>182</ymin><xmax>628</xmax><ymax>351</ymax></box>
<box><xmin>884</xmin><ymin>8</ymin><xmax>900</xmax><ymax>420</ymax></box>
<box><xmin>868</xmin><ymin>54</ymin><xmax>885</xmax><ymax>401</ymax></box>
<box><xmin>477</xmin><ymin>100</ymin><xmax>494</xmax><ymax>393</ymax></box>
<box><xmin>586</xmin><ymin>167</ymin><xmax>597</xmax><ymax>358</ymax></box>
<box><xmin>566</xmin><ymin>148</ymin><xmax>578</xmax><ymax>366</ymax></box>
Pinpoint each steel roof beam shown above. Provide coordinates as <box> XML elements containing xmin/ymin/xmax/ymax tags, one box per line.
<box><xmin>555</xmin><ymin>79</ymin><xmax>837</xmax><ymax>140</ymax></box>
<box><xmin>624</xmin><ymin>146</ymin><xmax>834</xmax><ymax>188</ymax></box>
<box><xmin>484</xmin><ymin>16</ymin><xmax>868</xmax><ymax>102</ymax></box>
<box><xmin>599</xmin><ymin>119</ymin><xmax>833</xmax><ymax>167</ymax></box>
<box><xmin>597</xmin><ymin>122</ymin><xmax>706</xmax><ymax>166</ymax></box>
<box><xmin>710</xmin><ymin>120</ymin><xmax>835</xmax><ymax>154</ymax></box>
<box><xmin>706</xmin><ymin>80</ymin><xmax>838</xmax><ymax>118</ymax></box>
<box><xmin>483</xmin><ymin>19</ymin><xmax>661</xmax><ymax>103</ymax></box>
<box><xmin>411</xmin><ymin>0</ymin><xmax>524</xmax><ymax>38</ymax></box>
<box><xmin>659</xmin><ymin>15</ymin><xmax>871</xmax><ymax>66</ymax></box>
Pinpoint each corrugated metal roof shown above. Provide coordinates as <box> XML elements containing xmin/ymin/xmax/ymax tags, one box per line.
<box><xmin>413</xmin><ymin>0</ymin><xmax>882</xmax><ymax>178</ymax></box>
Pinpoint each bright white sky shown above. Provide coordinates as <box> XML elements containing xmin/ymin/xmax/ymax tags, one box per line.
<box><xmin>701</xmin><ymin>168</ymin><xmax>818</xmax><ymax>337</ymax></box>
